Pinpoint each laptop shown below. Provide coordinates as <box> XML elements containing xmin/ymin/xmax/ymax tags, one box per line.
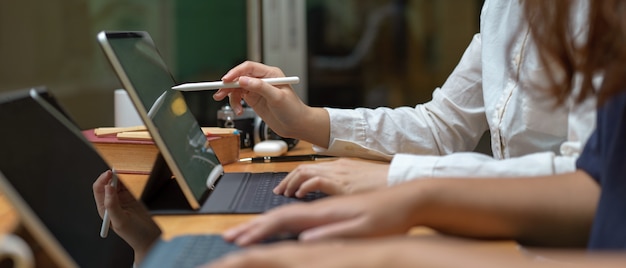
<box><xmin>0</xmin><ymin>88</ymin><xmax>134</xmax><ymax>267</ymax></box>
<box><xmin>97</xmin><ymin>31</ymin><xmax>324</xmax><ymax>214</ymax></box>
<box><xmin>0</xmin><ymin>88</ymin><xmax>242</xmax><ymax>267</ymax></box>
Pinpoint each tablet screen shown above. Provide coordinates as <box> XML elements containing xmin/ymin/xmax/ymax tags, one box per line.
<box><xmin>99</xmin><ymin>32</ymin><xmax>221</xmax><ymax>205</ymax></box>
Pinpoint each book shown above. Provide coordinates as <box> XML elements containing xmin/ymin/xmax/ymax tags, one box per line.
<box><xmin>83</xmin><ymin>127</ymin><xmax>240</xmax><ymax>174</ymax></box>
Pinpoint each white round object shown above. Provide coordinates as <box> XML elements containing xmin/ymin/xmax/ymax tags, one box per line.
<box><xmin>253</xmin><ymin>140</ymin><xmax>288</xmax><ymax>156</ymax></box>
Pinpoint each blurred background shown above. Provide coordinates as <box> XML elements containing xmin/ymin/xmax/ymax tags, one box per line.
<box><xmin>0</xmin><ymin>0</ymin><xmax>486</xmax><ymax>150</ymax></box>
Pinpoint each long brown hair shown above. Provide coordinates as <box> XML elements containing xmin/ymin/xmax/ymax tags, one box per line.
<box><xmin>523</xmin><ymin>0</ymin><xmax>626</xmax><ymax>105</ymax></box>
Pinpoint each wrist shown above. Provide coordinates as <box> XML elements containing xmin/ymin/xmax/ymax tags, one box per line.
<box><xmin>297</xmin><ymin>107</ymin><xmax>330</xmax><ymax>147</ymax></box>
<box><xmin>132</xmin><ymin>234</ymin><xmax>160</xmax><ymax>265</ymax></box>
<box><xmin>403</xmin><ymin>179</ymin><xmax>439</xmax><ymax>227</ymax></box>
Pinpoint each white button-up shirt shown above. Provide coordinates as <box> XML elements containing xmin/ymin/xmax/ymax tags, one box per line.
<box><xmin>319</xmin><ymin>0</ymin><xmax>596</xmax><ymax>185</ymax></box>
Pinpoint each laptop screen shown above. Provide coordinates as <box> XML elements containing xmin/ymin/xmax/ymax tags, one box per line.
<box><xmin>0</xmin><ymin>88</ymin><xmax>134</xmax><ymax>267</ymax></box>
<box><xmin>98</xmin><ymin>32</ymin><xmax>221</xmax><ymax>207</ymax></box>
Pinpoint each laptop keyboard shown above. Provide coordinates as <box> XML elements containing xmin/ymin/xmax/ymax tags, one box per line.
<box><xmin>140</xmin><ymin>235</ymin><xmax>239</xmax><ymax>268</ymax></box>
<box><xmin>173</xmin><ymin>236</ymin><xmax>239</xmax><ymax>268</ymax></box>
<box><xmin>236</xmin><ymin>172</ymin><xmax>326</xmax><ymax>212</ymax></box>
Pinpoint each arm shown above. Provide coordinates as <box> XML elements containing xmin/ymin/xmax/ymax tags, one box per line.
<box><xmin>224</xmin><ymin>170</ymin><xmax>599</xmax><ymax>248</ymax></box>
<box><xmin>387</xmin><ymin>94</ymin><xmax>597</xmax><ymax>185</ymax></box>
<box><xmin>320</xmin><ymin>33</ymin><xmax>486</xmax><ymax>155</ymax></box>
<box><xmin>216</xmin><ymin>34</ymin><xmax>485</xmax><ymax>153</ymax></box>
<box><xmin>414</xmin><ymin>170</ymin><xmax>599</xmax><ymax>247</ymax></box>
<box><xmin>263</xmin><ymin>35</ymin><xmax>486</xmax><ymax>197</ymax></box>
<box><xmin>207</xmin><ymin>236</ymin><xmax>626</xmax><ymax>268</ymax></box>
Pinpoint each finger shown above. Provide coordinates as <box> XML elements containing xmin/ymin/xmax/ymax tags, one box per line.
<box><xmin>274</xmin><ymin>164</ymin><xmax>313</xmax><ymax>195</ymax></box>
<box><xmin>222</xmin><ymin>217</ymin><xmax>260</xmax><ymax>242</ymax></box>
<box><xmin>228</xmin><ymin>91</ymin><xmax>245</xmax><ymax>115</ymax></box>
<box><xmin>222</xmin><ymin>61</ymin><xmax>285</xmax><ymax>82</ymax></box>
<box><xmin>93</xmin><ymin>170</ymin><xmax>112</xmax><ymax>216</ymax></box>
<box><xmin>213</xmin><ymin>88</ymin><xmax>247</xmax><ymax>102</ymax></box>
<box><xmin>274</xmin><ymin>168</ymin><xmax>300</xmax><ymax>195</ymax></box>
<box><xmin>284</xmin><ymin>165</ymin><xmax>320</xmax><ymax>197</ymax></box>
<box><xmin>104</xmin><ymin>183</ymin><xmax>123</xmax><ymax>226</ymax></box>
<box><xmin>237</xmin><ymin>76</ymin><xmax>287</xmax><ymax>104</ymax></box>
<box><xmin>229</xmin><ymin>205</ymin><xmax>320</xmax><ymax>246</ymax></box>
<box><xmin>295</xmin><ymin>177</ymin><xmax>343</xmax><ymax>198</ymax></box>
<box><xmin>233</xmin><ymin>218</ymin><xmax>284</xmax><ymax>246</ymax></box>
<box><xmin>212</xmin><ymin>89</ymin><xmax>229</xmax><ymax>101</ymax></box>
<box><xmin>273</xmin><ymin>179</ymin><xmax>286</xmax><ymax>195</ymax></box>
<box><xmin>299</xmin><ymin>218</ymin><xmax>367</xmax><ymax>242</ymax></box>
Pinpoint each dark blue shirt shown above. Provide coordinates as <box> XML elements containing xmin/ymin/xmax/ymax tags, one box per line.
<box><xmin>576</xmin><ymin>91</ymin><xmax>626</xmax><ymax>250</ymax></box>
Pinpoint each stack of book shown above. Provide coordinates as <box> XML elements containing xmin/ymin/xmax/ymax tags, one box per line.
<box><xmin>83</xmin><ymin>126</ymin><xmax>240</xmax><ymax>174</ymax></box>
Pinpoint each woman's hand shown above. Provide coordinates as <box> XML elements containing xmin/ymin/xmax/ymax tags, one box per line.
<box><xmin>93</xmin><ymin>170</ymin><xmax>161</xmax><ymax>263</ymax></box>
<box><xmin>214</xmin><ymin>61</ymin><xmax>331</xmax><ymax>147</ymax></box>
<box><xmin>222</xmin><ymin>183</ymin><xmax>422</xmax><ymax>246</ymax></box>
<box><xmin>275</xmin><ymin>158</ymin><xmax>389</xmax><ymax>197</ymax></box>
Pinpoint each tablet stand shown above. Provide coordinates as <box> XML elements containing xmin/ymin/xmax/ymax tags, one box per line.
<box><xmin>140</xmin><ymin>153</ymin><xmax>198</xmax><ymax>214</ymax></box>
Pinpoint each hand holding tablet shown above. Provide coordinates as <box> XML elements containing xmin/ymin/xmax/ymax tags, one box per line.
<box><xmin>172</xmin><ymin>76</ymin><xmax>300</xmax><ymax>91</ymax></box>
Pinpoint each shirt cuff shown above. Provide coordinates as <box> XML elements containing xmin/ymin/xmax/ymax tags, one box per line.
<box><xmin>324</xmin><ymin>107</ymin><xmax>368</xmax><ymax>146</ymax></box>
<box><xmin>388</xmin><ymin>154</ymin><xmax>440</xmax><ymax>186</ymax></box>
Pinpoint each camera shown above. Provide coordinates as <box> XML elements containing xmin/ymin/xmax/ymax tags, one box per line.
<box><xmin>217</xmin><ymin>104</ymin><xmax>299</xmax><ymax>150</ymax></box>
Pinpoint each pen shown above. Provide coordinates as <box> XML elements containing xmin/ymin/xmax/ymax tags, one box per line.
<box><xmin>240</xmin><ymin>154</ymin><xmax>335</xmax><ymax>163</ymax></box>
<box><xmin>99</xmin><ymin>169</ymin><xmax>119</xmax><ymax>238</ymax></box>
<box><xmin>172</xmin><ymin>76</ymin><xmax>300</xmax><ymax>91</ymax></box>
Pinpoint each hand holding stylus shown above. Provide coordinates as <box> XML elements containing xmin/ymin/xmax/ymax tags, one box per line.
<box><xmin>99</xmin><ymin>169</ymin><xmax>118</xmax><ymax>238</ymax></box>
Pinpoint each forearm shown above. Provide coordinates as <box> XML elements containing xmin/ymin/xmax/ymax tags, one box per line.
<box><xmin>408</xmin><ymin>171</ymin><xmax>599</xmax><ymax>247</ymax></box>
<box><xmin>389</xmin><ymin>236</ymin><xmax>626</xmax><ymax>268</ymax></box>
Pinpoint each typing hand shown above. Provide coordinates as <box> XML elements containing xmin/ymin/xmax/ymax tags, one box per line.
<box><xmin>222</xmin><ymin>185</ymin><xmax>418</xmax><ymax>246</ymax></box>
<box><xmin>274</xmin><ymin>158</ymin><xmax>389</xmax><ymax>197</ymax></box>
<box><xmin>205</xmin><ymin>236</ymin><xmax>458</xmax><ymax>268</ymax></box>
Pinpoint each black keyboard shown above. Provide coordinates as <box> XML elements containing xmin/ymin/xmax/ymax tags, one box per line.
<box><xmin>141</xmin><ymin>235</ymin><xmax>239</xmax><ymax>268</ymax></box>
<box><xmin>236</xmin><ymin>172</ymin><xmax>326</xmax><ymax>212</ymax></box>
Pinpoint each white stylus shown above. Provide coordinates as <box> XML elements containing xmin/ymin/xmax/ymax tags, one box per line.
<box><xmin>171</xmin><ymin>76</ymin><xmax>300</xmax><ymax>91</ymax></box>
<box><xmin>99</xmin><ymin>169</ymin><xmax>119</xmax><ymax>238</ymax></box>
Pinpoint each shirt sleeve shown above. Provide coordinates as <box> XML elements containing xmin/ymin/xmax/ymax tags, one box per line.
<box><xmin>388</xmin><ymin>152</ymin><xmax>576</xmax><ymax>185</ymax></box>
<box><xmin>387</xmin><ymin>95</ymin><xmax>596</xmax><ymax>184</ymax></box>
<box><xmin>324</xmin><ymin>33</ymin><xmax>487</xmax><ymax>156</ymax></box>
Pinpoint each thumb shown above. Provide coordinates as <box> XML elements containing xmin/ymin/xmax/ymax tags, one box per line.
<box><xmin>238</xmin><ymin>76</ymin><xmax>281</xmax><ymax>102</ymax></box>
<box><xmin>104</xmin><ymin>185</ymin><xmax>122</xmax><ymax>223</ymax></box>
